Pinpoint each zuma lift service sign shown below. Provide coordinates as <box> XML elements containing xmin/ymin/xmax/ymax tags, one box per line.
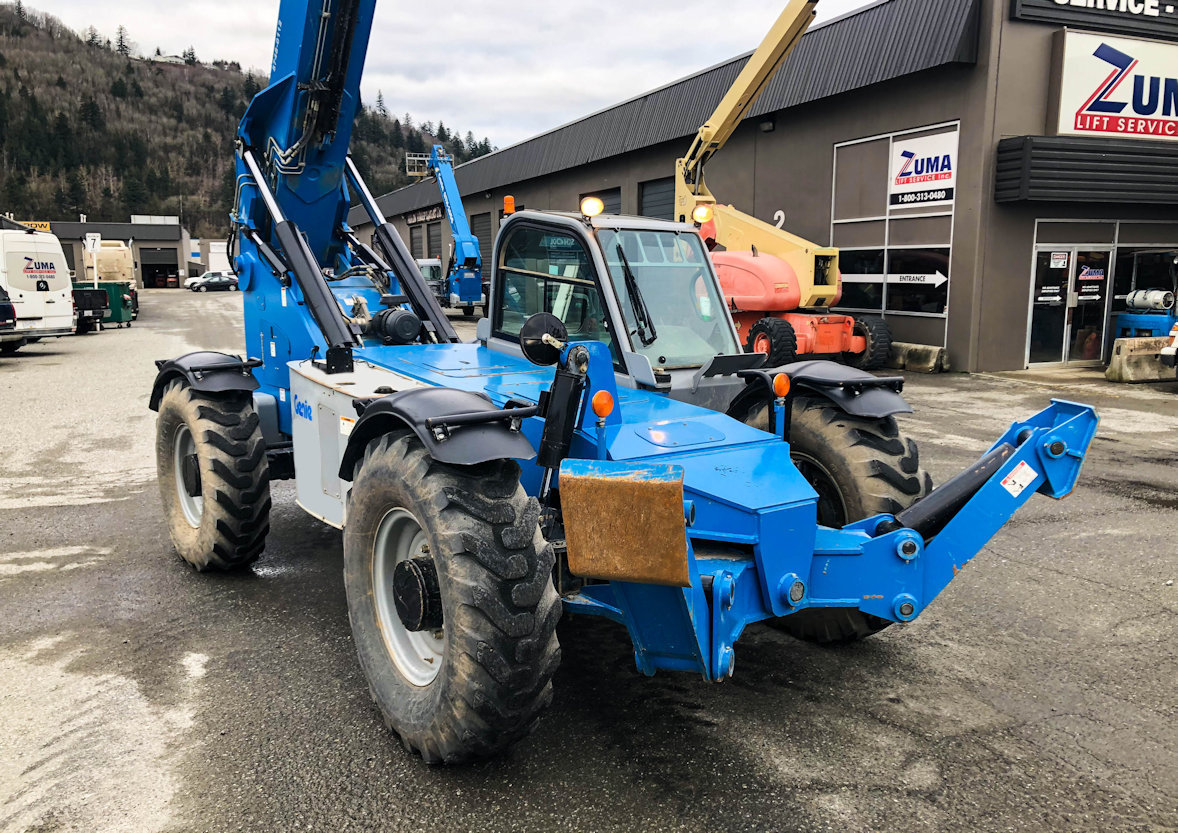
<box><xmin>1054</xmin><ymin>31</ymin><xmax>1178</xmax><ymax>141</ymax></box>
<box><xmin>888</xmin><ymin>130</ymin><xmax>959</xmax><ymax>209</ymax></box>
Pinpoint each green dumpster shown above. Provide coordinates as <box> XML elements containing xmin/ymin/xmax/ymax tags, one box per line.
<box><xmin>99</xmin><ymin>281</ymin><xmax>135</xmax><ymax>328</ymax></box>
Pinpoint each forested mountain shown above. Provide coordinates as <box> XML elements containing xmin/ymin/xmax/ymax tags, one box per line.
<box><xmin>0</xmin><ymin>3</ymin><xmax>495</xmax><ymax>237</ymax></box>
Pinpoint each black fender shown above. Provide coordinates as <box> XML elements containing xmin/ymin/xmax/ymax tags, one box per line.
<box><xmin>727</xmin><ymin>359</ymin><xmax>912</xmax><ymax>421</ymax></box>
<box><xmin>339</xmin><ymin>387</ymin><xmax>537</xmax><ymax>480</ymax></box>
<box><xmin>148</xmin><ymin>351</ymin><xmax>261</xmax><ymax>412</ymax></box>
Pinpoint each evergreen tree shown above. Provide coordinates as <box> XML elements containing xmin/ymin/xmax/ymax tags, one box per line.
<box><xmin>182</xmin><ymin>46</ymin><xmax>197</xmax><ymax>65</ymax></box>
<box><xmin>375</xmin><ymin>90</ymin><xmax>388</xmax><ymax>119</ymax></box>
<box><xmin>390</xmin><ymin>118</ymin><xmax>403</xmax><ymax>148</ymax></box>
<box><xmin>15</xmin><ymin>1</ymin><xmax>25</xmax><ymax>21</ymax></box>
<box><xmin>436</xmin><ymin>121</ymin><xmax>449</xmax><ymax>143</ymax></box>
<box><xmin>116</xmin><ymin>25</ymin><xmax>130</xmax><ymax>58</ymax></box>
<box><xmin>80</xmin><ymin>95</ymin><xmax>104</xmax><ymax>130</ymax></box>
<box><xmin>110</xmin><ymin>77</ymin><xmax>128</xmax><ymax>98</ymax></box>
<box><xmin>54</xmin><ymin>74</ymin><xmax>66</xmax><ymax>89</ymax></box>
<box><xmin>242</xmin><ymin>73</ymin><xmax>260</xmax><ymax>100</ymax></box>
<box><xmin>85</xmin><ymin>26</ymin><xmax>100</xmax><ymax>47</ymax></box>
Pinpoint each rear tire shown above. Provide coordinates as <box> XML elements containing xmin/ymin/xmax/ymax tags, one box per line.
<box><xmin>746</xmin><ymin>317</ymin><xmax>798</xmax><ymax>367</ymax></box>
<box><xmin>844</xmin><ymin>316</ymin><xmax>892</xmax><ymax>370</ymax></box>
<box><xmin>155</xmin><ymin>380</ymin><xmax>271</xmax><ymax>571</ymax></box>
<box><xmin>742</xmin><ymin>394</ymin><xmax>932</xmax><ymax>645</ymax></box>
<box><xmin>343</xmin><ymin>434</ymin><xmax>560</xmax><ymax>764</ymax></box>
<box><xmin>0</xmin><ymin>341</ymin><xmax>23</xmax><ymax>355</ymax></box>
<box><xmin>76</xmin><ymin>319</ymin><xmax>92</xmax><ymax>335</ymax></box>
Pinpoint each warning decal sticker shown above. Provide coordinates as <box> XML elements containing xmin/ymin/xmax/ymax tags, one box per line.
<box><xmin>1001</xmin><ymin>461</ymin><xmax>1039</xmax><ymax>499</ymax></box>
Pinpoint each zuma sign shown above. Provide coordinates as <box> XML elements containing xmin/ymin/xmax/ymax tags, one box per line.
<box><xmin>1013</xmin><ymin>0</ymin><xmax>1178</xmax><ymax>42</ymax></box>
<box><xmin>1052</xmin><ymin>31</ymin><xmax>1178</xmax><ymax>140</ymax></box>
<box><xmin>888</xmin><ymin>130</ymin><xmax>959</xmax><ymax>209</ymax></box>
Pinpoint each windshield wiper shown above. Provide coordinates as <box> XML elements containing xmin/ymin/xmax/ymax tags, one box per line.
<box><xmin>616</xmin><ymin>244</ymin><xmax>658</xmax><ymax>347</ymax></box>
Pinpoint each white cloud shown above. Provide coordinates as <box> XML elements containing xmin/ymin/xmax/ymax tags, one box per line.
<box><xmin>35</xmin><ymin>0</ymin><xmax>876</xmax><ymax>145</ymax></box>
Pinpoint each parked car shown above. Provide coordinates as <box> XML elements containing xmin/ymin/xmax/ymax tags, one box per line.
<box><xmin>0</xmin><ymin>287</ymin><xmax>15</xmax><ymax>332</ymax></box>
<box><xmin>185</xmin><ymin>270</ymin><xmax>234</xmax><ymax>290</ymax></box>
<box><xmin>190</xmin><ymin>273</ymin><xmax>239</xmax><ymax>292</ymax></box>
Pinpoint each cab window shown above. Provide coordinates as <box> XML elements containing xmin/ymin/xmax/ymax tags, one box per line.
<box><xmin>495</xmin><ymin>224</ymin><xmax>620</xmax><ymax>365</ymax></box>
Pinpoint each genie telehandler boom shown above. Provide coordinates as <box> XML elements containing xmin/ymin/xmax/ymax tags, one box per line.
<box><xmin>406</xmin><ymin>144</ymin><xmax>485</xmax><ymax>315</ymax></box>
<box><xmin>150</xmin><ymin>0</ymin><xmax>1099</xmax><ymax>764</ymax></box>
<box><xmin>677</xmin><ymin>0</ymin><xmax>891</xmax><ymax>369</ymax></box>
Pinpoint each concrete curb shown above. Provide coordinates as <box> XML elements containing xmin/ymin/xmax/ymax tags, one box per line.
<box><xmin>886</xmin><ymin>342</ymin><xmax>949</xmax><ymax>373</ymax></box>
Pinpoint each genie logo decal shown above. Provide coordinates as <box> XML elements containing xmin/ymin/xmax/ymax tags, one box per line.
<box><xmin>1059</xmin><ymin>32</ymin><xmax>1178</xmax><ymax>141</ymax></box>
<box><xmin>23</xmin><ymin>257</ymin><xmax>57</xmax><ymax>276</ymax></box>
<box><xmin>293</xmin><ymin>394</ymin><xmax>314</xmax><ymax>422</ymax></box>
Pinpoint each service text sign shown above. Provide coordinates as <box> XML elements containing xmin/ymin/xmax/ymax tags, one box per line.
<box><xmin>1013</xmin><ymin>0</ymin><xmax>1178</xmax><ymax>43</ymax></box>
<box><xmin>1054</xmin><ymin>31</ymin><xmax>1178</xmax><ymax>141</ymax></box>
<box><xmin>888</xmin><ymin>130</ymin><xmax>959</xmax><ymax>209</ymax></box>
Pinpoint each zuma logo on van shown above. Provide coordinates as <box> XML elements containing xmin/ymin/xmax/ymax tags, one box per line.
<box><xmin>22</xmin><ymin>257</ymin><xmax>57</xmax><ymax>276</ymax></box>
<box><xmin>293</xmin><ymin>395</ymin><xmax>314</xmax><ymax>422</ymax></box>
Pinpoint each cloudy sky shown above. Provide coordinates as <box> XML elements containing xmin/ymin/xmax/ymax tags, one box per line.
<box><xmin>34</xmin><ymin>0</ymin><xmax>875</xmax><ymax>146</ymax></box>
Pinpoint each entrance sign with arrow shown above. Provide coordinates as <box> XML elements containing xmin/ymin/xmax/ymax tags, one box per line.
<box><xmin>842</xmin><ymin>271</ymin><xmax>948</xmax><ymax>288</ymax></box>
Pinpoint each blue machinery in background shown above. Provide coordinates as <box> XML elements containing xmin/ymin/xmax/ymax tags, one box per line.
<box><xmin>425</xmin><ymin>145</ymin><xmax>483</xmax><ymax>310</ymax></box>
<box><xmin>154</xmin><ymin>0</ymin><xmax>1101</xmax><ymax>762</ymax></box>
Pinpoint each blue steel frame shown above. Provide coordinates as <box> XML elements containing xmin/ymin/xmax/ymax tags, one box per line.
<box><xmin>226</xmin><ymin>0</ymin><xmax>1101</xmax><ymax>686</ymax></box>
<box><xmin>427</xmin><ymin>145</ymin><xmax>483</xmax><ymax>307</ymax></box>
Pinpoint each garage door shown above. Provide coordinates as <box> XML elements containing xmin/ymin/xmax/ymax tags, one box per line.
<box><xmin>140</xmin><ymin>247</ymin><xmax>177</xmax><ymax>265</ymax></box>
<box><xmin>427</xmin><ymin>222</ymin><xmax>443</xmax><ymax>259</ymax></box>
<box><xmin>470</xmin><ymin>213</ymin><xmax>492</xmax><ymax>280</ymax></box>
<box><xmin>640</xmin><ymin>178</ymin><xmax>675</xmax><ymax>221</ymax></box>
<box><xmin>583</xmin><ymin>188</ymin><xmax>621</xmax><ymax>216</ymax></box>
<box><xmin>409</xmin><ymin>226</ymin><xmax>424</xmax><ymax>259</ymax></box>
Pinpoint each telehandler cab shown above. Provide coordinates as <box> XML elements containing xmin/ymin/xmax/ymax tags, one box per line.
<box><xmin>150</xmin><ymin>0</ymin><xmax>1099</xmax><ymax>764</ymax></box>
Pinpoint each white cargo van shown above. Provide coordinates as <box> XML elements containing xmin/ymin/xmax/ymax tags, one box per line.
<box><xmin>0</xmin><ymin>228</ymin><xmax>75</xmax><ymax>354</ymax></box>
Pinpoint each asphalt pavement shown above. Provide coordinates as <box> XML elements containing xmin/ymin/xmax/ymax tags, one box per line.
<box><xmin>0</xmin><ymin>289</ymin><xmax>1175</xmax><ymax>833</ymax></box>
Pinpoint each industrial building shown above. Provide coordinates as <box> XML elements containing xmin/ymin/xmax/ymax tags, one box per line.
<box><xmin>22</xmin><ymin>216</ymin><xmax>194</xmax><ymax>288</ymax></box>
<box><xmin>353</xmin><ymin>0</ymin><xmax>1178</xmax><ymax>372</ymax></box>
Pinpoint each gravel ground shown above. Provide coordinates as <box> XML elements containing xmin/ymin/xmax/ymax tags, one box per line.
<box><xmin>0</xmin><ymin>289</ymin><xmax>1174</xmax><ymax>833</ymax></box>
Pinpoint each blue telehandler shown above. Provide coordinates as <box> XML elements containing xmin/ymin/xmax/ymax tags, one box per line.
<box><xmin>407</xmin><ymin>144</ymin><xmax>485</xmax><ymax>316</ymax></box>
<box><xmin>150</xmin><ymin>0</ymin><xmax>1099</xmax><ymax>764</ymax></box>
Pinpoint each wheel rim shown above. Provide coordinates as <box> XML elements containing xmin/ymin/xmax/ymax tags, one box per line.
<box><xmin>173</xmin><ymin>424</ymin><xmax>203</xmax><ymax>528</ymax></box>
<box><xmin>373</xmin><ymin>508</ymin><xmax>444</xmax><ymax>687</ymax></box>
<box><xmin>753</xmin><ymin>333</ymin><xmax>772</xmax><ymax>354</ymax></box>
<box><xmin>792</xmin><ymin>453</ymin><xmax>849</xmax><ymax>528</ymax></box>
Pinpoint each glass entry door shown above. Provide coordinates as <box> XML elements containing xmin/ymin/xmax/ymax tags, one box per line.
<box><xmin>1028</xmin><ymin>248</ymin><xmax>1112</xmax><ymax>365</ymax></box>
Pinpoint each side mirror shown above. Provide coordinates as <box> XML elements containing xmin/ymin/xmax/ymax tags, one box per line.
<box><xmin>519</xmin><ymin>313</ymin><xmax>568</xmax><ymax>367</ymax></box>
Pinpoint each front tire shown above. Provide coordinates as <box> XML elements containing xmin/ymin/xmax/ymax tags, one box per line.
<box><xmin>343</xmin><ymin>434</ymin><xmax>560</xmax><ymax>764</ymax></box>
<box><xmin>742</xmin><ymin>394</ymin><xmax>932</xmax><ymax>645</ymax></box>
<box><xmin>155</xmin><ymin>381</ymin><xmax>271</xmax><ymax>570</ymax></box>
<box><xmin>462</xmin><ymin>305</ymin><xmax>475</xmax><ymax>317</ymax></box>
<box><xmin>844</xmin><ymin>316</ymin><xmax>892</xmax><ymax>370</ymax></box>
<box><xmin>746</xmin><ymin>317</ymin><xmax>798</xmax><ymax>367</ymax></box>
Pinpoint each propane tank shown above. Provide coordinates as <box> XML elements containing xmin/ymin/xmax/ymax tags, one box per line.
<box><xmin>1125</xmin><ymin>289</ymin><xmax>1176</xmax><ymax>311</ymax></box>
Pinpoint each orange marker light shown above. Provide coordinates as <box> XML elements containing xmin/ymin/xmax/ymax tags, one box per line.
<box><xmin>692</xmin><ymin>204</ymin><xmax>714</xmax><ymax>224</ymax></box>
<box><xmin>772</xmin><ymin>373</ymin><xmax>791</xmax><ymax>398</ymax></box>
<box><xmin>592</xmin><ymin>390</ymin><xmax>615</xmax><ymax>418</ymax></box>
<box><xmin>503</xmin><ymin>195</ymin><xmax>517</xmax><ymax>215</ymax></box>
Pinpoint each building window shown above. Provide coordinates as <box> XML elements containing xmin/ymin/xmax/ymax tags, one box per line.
<box><xmin>409</xmin><ymin>225</ymin><xmax>424</xmax><ymax>259</ymax></box>
<box><xmin>831</xmin><ymin>123</ymin><xmax>959</xmax><ymax>321</ymax></box>
<box><xmin>581</xmin><ymin>187</ymin><xmax>621</xmax><ymax>216</ymax></box>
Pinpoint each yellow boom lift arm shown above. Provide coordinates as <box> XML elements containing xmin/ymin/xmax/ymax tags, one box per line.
<box><xmin>675</xmin><ymin>0</ymin><xmax>840</xmax><ymax>308</ymax></box>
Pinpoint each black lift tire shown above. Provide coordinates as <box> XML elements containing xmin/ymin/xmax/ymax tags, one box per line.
<box><xmin>743</xmin><ymin>394</ymin><xmax>933</xmax><ymax>645</ymax></box>
<box><xmin>774</xmin><ymin>608</ymin><xmax>895</xmax><ymax>646</ymax></box>
<box><xmin>462</xmin><ymin>305</ymin><xmax>475</xmax><ymax>317</ymax></box>
<box><xmin>155</xmin><ymin>380</ymin><xmax>271</xmax><ymax>571</ymax></box>
<box><xmin>343</xmin><ymin>434</ymin><xmax>561</xmax><ymax>764</ymax></box>
<box><xmin>844</xmin><ymin>316</ymin><xmax>892</xmax><ymax>371</ymax></box>
<box><xmin>746</xmin><ymin>317</ymin><xmax>798</xmax><ymax>367</ymax></box>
